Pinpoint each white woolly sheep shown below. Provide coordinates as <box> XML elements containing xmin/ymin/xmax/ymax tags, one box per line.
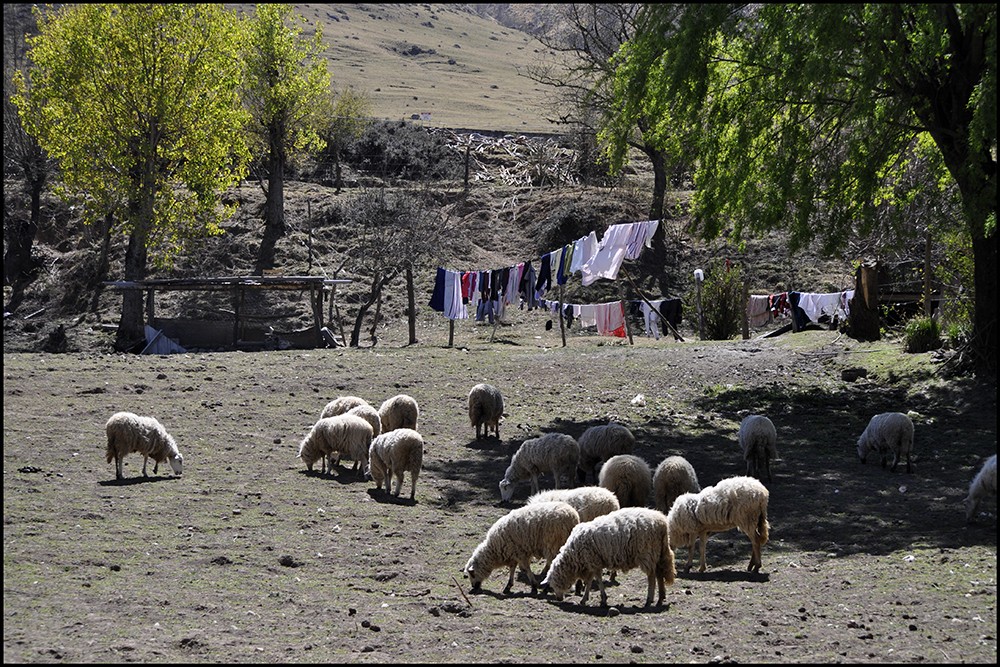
<box><xmin>598</xmin><ymin>454</ymin><xmax>652</xmax><ymax>508</ymax></box>
<box><xmin>468</xmin><ymin>383</ymin><xmax>504</xmax><ymax>440</ymax></box>
<box><xmin>367</xmin><ymin>428</ymin><xmax>424</xmax><ymax>500</ymax></box>
<box><xmin>378</xmin><ymin>394</ymin><xmax>419</xmax><ymax>432</ymax></box>
<box><xmin>499</xmin><ymin>433</ymin><xmax>581</xmax><ymax>502</ymax></box>
<box><xmin>297</xmin><ymin>413</ymin><xmax>374</xmax><ymax>474</ymax></box>
<box><xmin>348</xmin><ymin>403</ymin><xmax>382</xmax><ymax>439</ymax></box>
<box><xmin>965</xmin><ymin>453</ymin><xmax>997</xmax><ymax>523</ymax></box>
<box><xmin>857</xmin><ymin>411</ymin><xmax>914</xmax><ymax>473</ymax></box>
<box><xmin>738</xmin><ymin>414</ymin><xmax>778</xmax><ymax>482</ymax></box>
<box><xmin>576</xmin><ymin>422</ymin><xmax>635</xmax><ymax>484</ymax></box>
<box><xmin>527</xmin><ymin>486</ymin><xmax>620</xmax><ymax>523</ymax></box>
<box><xmin>652</xmin><ymin>455</ymin><xmax>701</xmax><ymax>514</ymax></box>
<box><xmin>540</xmin><ymin>507</ymin><xmax>676</xmax><ymax>608</ymax></box>
<box><xmin>464</xmin><ymin>501</ymin><xmax>581</xmax><ymax>595</ymax></box>
<box><xmin>105</xmin><ymin>411</ymin><xmax>184</xmax><ymax>481</ymax></box>
<box><xmin>319</xmin><ymin>395</ymin><xmax>369</xmax><ymax>420</ymax></box>
<box><xmin>667</xmin><ymin>475</ymin><xmax>770</xmax><ymax>574</ymax></box>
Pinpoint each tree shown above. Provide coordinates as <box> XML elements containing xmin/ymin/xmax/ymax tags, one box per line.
<box><xmin>13</xmin><ymin>3</ymin><xmax>251</xmax><ymax>350</ymax></box>
<box><xmin>339</xmin><ymin>189</ymin><xmax>453</xmax><ymax>347</ymax></box>
<box><xmin>319</xmin><ymin>86</ymin><xmax>373</xmax><ymax>193</ymax></box>
<box><xmin>607</xmin><ymin>4</ymin><xmax>996</xmax><ymax>375</ymax></box>
<box><xmin>241</xmin><ymin>4</ymin><xmax>330</xmax><ymax>275</ymax></box>
<box><xmin>3</xmin><ymin>6</ymin><xmax>54</xmax><ymax>313</ymax></box>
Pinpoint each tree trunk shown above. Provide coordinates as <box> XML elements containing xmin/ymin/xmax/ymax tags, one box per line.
<box><xmin>115</xmin><ymin>148</ymin><xmax>155</xmax><ymax>352</ymax></box>
<box><xmin>351</xmin><ymin>274</ymin><xmax>383</xmax><ymax>347</ymax></box>
<box><xmin>254</xmin><ymin>122</ymin><xmax>286</xmax><ymax>274</ymax></box>
<box><xmin>88</xmin><ymin>211</ymin><xmax>114</xmax><ymax>313</ymax></box>
<box><xmin>970</xmin><ymin>230</ymin><xmax>997</xmax><ymax>375</ymax></box>
<box><xmin>3</xmin><ymin>175</ymin><xmax>44</xmax><ymax>313</ymax></box>
<box><xmin>847</xmin><ymin>262</ymin><xmax>880</xmax><ymax>342</ymax></box>
<box><xmin>406</xmin><ymin>265</ymin><xmax>417</xmax><ymax>345</ymax></box>
<box><xmin>646</xmin><ymin>148</ymin><xmax>666</xmax><ymax>222</ymax></box>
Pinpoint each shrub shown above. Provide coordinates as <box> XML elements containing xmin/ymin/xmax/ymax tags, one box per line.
<box><xmin>903</xmin><ymin>316</ymin><xmax>942</xmax><ymax>353</ymax></box>
<box><xmin>692</xmin><ymin>259</ymin><xmax>743</xmax><ymax>340</ymax></box>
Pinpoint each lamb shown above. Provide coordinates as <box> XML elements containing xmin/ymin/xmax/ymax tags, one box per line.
<box><xmin>576</xmin><ymin>422</ymin><xmax>635</xmax><ymax>484</ymax></box>
<box><xmin>468</xmin><ymin>383</ymin><xmax>504</xmax><ymax>440</ymax></box>
<box><xmin>598</xmin><ymin>454</ymin><xmax>652</xmax><ymax>508</ymax></box>
<box><xmin>499</xmin><ymin>433</ymin><xmax>581</xmax><ymax>502</ymax></box>
<box><xmin>667</xmin><ymin>475</ymin><xmax>770</xmax><ymax>574</ymax></box>
<box><xmin>964</xmin><ymin>453</ymin><xmax>997</xmax><ymax>523</ymax></box>
<box><xmin>527</xmin><ymin>486</ymin><xmax>620</xmax><ymax>523</ymax></box>
<box><xmin>856</xmin><ymin>411</ymin><xmax>914</xmax><ymax>473</ymax></box>
<box><xmin>738</xmin><ymin>414</ymin><xmax>778</xmax><ymax>482</ymax></box>
<box><xmin>319</xmin><ymin>395</ymin><xmax>369</xmax><ymax>420</ymax></box>
<box><xmin>464</xmin><ymin>501</ymin><xmax>581</xmax><ymax>595</ymax></box>
<box><xmin>652</xmin><ymin>455</ymin><xmax>701</xmax><ymax>514</ymax></box>
<box><xmin>378</xmin><ymin>394</ymin><xmax>419</xmax><ymax>432</ymax></box>
<box><xmin>297</xmin><ymin>413</ymin><xmax>374</xmax><ymax>474</ymax></box>
<box><xmin>540</xmin><ymin>507</ymin><xmax>676</xmax><ymax>608</ymax></box>
<box><xmin>347</xmin><ymin>403</ymin><xmax>382</xmax><ymax>438</ymax></box>
<box><xmin>367</xmin><ymin>428</ymin><xmax>424</xmax><ymax>500</ymax></box>
<box><xmin>105</xmin><ymin>411</ymin><xmax>184</xmax><ymax>480</ymax></box>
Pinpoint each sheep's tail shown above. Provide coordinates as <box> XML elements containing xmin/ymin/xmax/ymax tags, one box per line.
<box><xmin>659</xmin><ymin>526</ymin><xmax>676</xmax><ymax>586</ymax></box>
<box><xmin>105</xmin><ymin>433</ymin><xmax>116</xmax><ymax>463</ymax></box>
<box><xmin>756</xmin><ymin>507</ymin><xmax>770</xmax><ymax>546</ymax></box>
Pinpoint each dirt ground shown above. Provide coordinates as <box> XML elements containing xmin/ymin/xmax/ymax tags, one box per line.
<box><xmin>2</xmin><ymin>313</ymin><xmax>996</xmax><ymax>664</ymax></box>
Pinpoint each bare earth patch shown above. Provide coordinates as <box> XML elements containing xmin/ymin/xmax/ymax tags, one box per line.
<box><xmin>2</xmin><ymin>324</ymin><xmax>996</xmax><ymax>663</ymax></box>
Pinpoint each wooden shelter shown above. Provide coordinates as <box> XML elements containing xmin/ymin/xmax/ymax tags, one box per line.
<box><xmin>105</xmin><ymin>275</ymin><xmax>351</xmax><ymax>351</ymax></box>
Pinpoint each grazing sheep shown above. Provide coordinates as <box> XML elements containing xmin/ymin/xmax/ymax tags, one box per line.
<box><xmin>464</xmin><ymin>501</ymin><xmax>581</xmax><ymax>595</ymax></box>
<box><xmin>468</xmin><ymin>383</ymin><xmax>504</xmax><ymax>440</ymax></box>
<box><xmin>367</xmin><ymin>428</ymin><xmax>424</xmax><ymax>500</ymax></box>
<box><xmin>598</xmin><ymin>454</ymin><xmax>652</xmax><ymax>508</ymax></box>
<box><xmin>857</xmin><ymin>411</ymin><xmax>914</xmax><ymax>473</ymax></box>
<box><xmin>348</xmin><ymin>403</ymin><xmax>382</xmax><ymax>438</ymax></box>
<box><xmin>527</xmin><ymin>486</ymin><xmax>620</xmax><ymax>523</ymax></box>
<box><xmin>297</xmin><ymin>414</ymin><xmax>374</xmax><ymax>474</ymax></box>
<box><xmin>667</xmin><ymin>476</ymin><xmax>770</xmax><ymax>574</ymax></box>
<box><xmin>105</xmin><ymin>411</ymin><xmax>184</xmax><ymax>480</ymax></box>
<box><xmin>738</xmin><ymin>415</ymin><xmax>778</xmax><ymax>482</ymax></box>
<box><xmin>378</xmin><ymin>394</ymin><xmax>419</xmax><ymax>432</ymax></box>
<box><xmin>965</xmin><ymin>453</ymin><xmax>997</xmax><ymax>523</ymax></box>
<box><xmin>540</xmin><ymin>507</ymin><xmax>676</xmax><ymax>608</ymax></box>
<box><xmin>576</xmin><ymin>422</ymin><xmax>635</xmax><ymax>484</ymax></box>
<box><xmin>499</xmin><ymin>433</ymin><xmax>581</xmax><ymax>502</ymax></box>
<box><xmin>319</xmin><ymin>395</ymin><xmax>369</xmax><ymax>420</ymax></box>
<box><xmin>652</xmin><ymin>455</ymin><xmax>701</xmax><ymax>514</ymax></box>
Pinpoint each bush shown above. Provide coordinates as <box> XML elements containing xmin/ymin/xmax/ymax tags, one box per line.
<box><xmin>691</xmin><ymin>259</ymin><xmax>743</xmax><ymax>340</ymax></box>
<box><xmin>346</xmin><ymin>120</ymin><xmax>463</xmax><ymax>181</ymax></box>
<box><xmin>903</xmin><ymin>316</ymin><xmax>942</xmax><ymax>353</ymax></box>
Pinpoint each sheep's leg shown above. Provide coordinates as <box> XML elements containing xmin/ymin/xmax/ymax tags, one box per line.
<box><xmin>153</xmin><ymin>460</ymin><xmax>160</xmax><ymax>474</ymax></box>
<box><xmin>656</xmin><ymin>570</ymin><xmax>667</xmax><ymax>606</ymax></box>
<box><xmin>392</xmin><ymin>471</ymin><xmax>403</xmax><ymax>497</ymax></box>
<box><xmin>580</xmin><ymin>578</ymin><xmax>592</xmax><ymax>604</ymax></box>
<box><xmin>683</xmin><ymin>539</ymin><xmax>695</xmax><ymax>573</ymax></box>
<box><xmin>644</xmin><ymin>570</ymin><xmax>656</xmax><ymax>607</ymax></box>
<box><xmin>409</xmin><ymin>471</ymin><xmax>418</xmax><ymax>500</ymax></box>
<box><xmin>503</xmin><ymin>565</ymin><xmax>517</xmax><ymax>594</ymax></box>
<box><xmin>530</xmin><ymin>474</ymin><xmax>540</xmax><ymax>495</ymax></box>
<box><xmin>596</xmin><ymin>576</ymin><xmax>609</xmax><ymax>607</ymax></box>
<box><xmin>142</xmin><ymin>455</ymin><xmax>150</xmax><ymax>477</ymax></box>
<box><xmin>116</xmin><ymin>455</ymin><xmax>124</xmax><ymax>480</ymax></box>
<box><xmin>905</xmin><ymin>452</ymin><xmax>912</xmax><ymax>474</ymax></box>
<box><xmin>522</xmin><ymin>561</ymin><xmax>539</xmax><ymax>594</ymax></box>
<box><xmin>765</xmin><ymin>458</ymin><xmax>772</xmax><ymax>483</ymax></box>
<box><xmin>698</xmin><ymin>532</ymin><xmax>708</xmax><ymax>573</ymax></box>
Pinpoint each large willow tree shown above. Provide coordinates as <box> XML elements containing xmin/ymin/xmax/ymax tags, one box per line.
<box><xmin>13</xmin><ymin>4</ymin><xmax>251</xmax><ymax>351</ymax></box>
<box><xmin>604</xmin><ymin>4</ymin><xmax>996</xmax><ymax>374</ymax></box>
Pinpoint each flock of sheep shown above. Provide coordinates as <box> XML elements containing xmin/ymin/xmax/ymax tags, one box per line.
<box><xmin>105</xmin><ymin>383</ymin><xmax>996</xmax><ymax>609</ymax></box>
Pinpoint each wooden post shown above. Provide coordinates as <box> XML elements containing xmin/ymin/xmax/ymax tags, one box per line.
<box><xmin>145</xmin><ymin>287</ymin><xmax>155</xmax><ymax>326</ymax></box>
<box><xmin>232</xmin><ymin>285</ymin><xmax>242</xmax><ymax>348</ymax></box>
<box><xmin>448</xmin><ymin>319</ymin><xmax>455</xmax><ymax>348</ymax></box>
<box><xmin>741</xmin><ymin>279</ymin><xmax>750</xmax><ymax>340</ymax></box>
<box><xmin>619</xmin><ymin>286</ymin><xmax>633</xmax><ymax>345</ymax></box>
<box><xmin>621</xmin><ymin>268</ymin><xmax>684</xmax><ymax>341</ymax></box>
<box><xmin>463</xmin><ymin>141</ymin><xmax>470</xmax><ymax>195</ymax></box>
<box><xmin>694</xmin><ymin>269</ymin><xmax>705</xmax><ymax>340</ymax></box>
<box><xmin>923</xmin><ymin>231</ymin><xmax>932</xmax><ymax>317</ymax></box>
<box><xmin>558</xmin><ymin>284</ymin><xmax>566</xmax><ymax>347</ymax></box>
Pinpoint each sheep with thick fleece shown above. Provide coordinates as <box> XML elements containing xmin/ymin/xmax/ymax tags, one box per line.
<box><xmin>965</xmin><ymin>454</ymin><xmax>996</xmax><ymax>523</ymax></box>
<box><xmin>297</xmin><ymin>414</ymin><xmax>374</xmax><ymax>474</ymax></box>
<box><xmin>857</xmin><ymin>411</ymin><xmax>914</xmax><ymax>473</ymax></box>
<box><xmin>738</xmin><ymin>414</ymin><xmax>778</xmax><ymax>482</ymax></box>
<box><xmin>576</xmin><ymin>422</ymin><xmax>635</xmax><ymax>484</ymax></box>
<box><xmin>468</xmin><ymin>383</ymin><xmax>504</xmax><ymax>440</ymax></box>
<box><xmin>105</xmin><ymin>411</ymin><xmax>184</xmax><ymax>480</ymax></box>
<box><xmin>378</xmin><ymin>394</ymin><xmax>419</xmax><ymax>432</ymax></box>
<box><xmin>499</xmin><ymin>433</ymin><xmax>580</xmax><ymax>502</ymax></box>
<box><xmin>540</xmin><ymin>507</ymin><xmax>676</xmax><ymax>608</ymax></box>
<box><xmin>598</xmin><ymin>454</ymin><xmax>652</xmax><ymax>508</ymax></box>
<box><xmin>527</xmin><ymin>486</ymin><xmax>620</xmax><ymax>523</ymax></box>
<box><xmin>367</xmin><ymin>428</ymin><xmax>424</xmax><ymax>500</ymax></box>
<box><xmin>667</xmin><ymin>475</ymin><xmax>770</xmax><ymax>574</ymax></box>
<box><xmin>464</xmin><ymin>501</ymin><xmax>581</xmax><ymax>595</ymax></box>
<box><xmin>319</xmin><ymin>395</ymin><xmax>369</xmax><ymax>420</ymax></box>
<box><xmin>348</xmin><ymin>403</ymin><xmax>382</xmax><ymax>439</ymax></box>
<box><xmin>652</xmin><ymin>455</ymin><xmax>701</xmax><ymax>514</ymax></box>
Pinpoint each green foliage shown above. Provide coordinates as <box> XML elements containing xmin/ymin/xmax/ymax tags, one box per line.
<box><xmin>903</xmin><ymin>316</ymin><xmax>942</xmax><ymax>353</ymax></box>
<box><xmin>692</xmin><ymin>258</ymin><xmax>743</xmax><ymax>340</ymax></box>
<box><xmin>13</xmin><ymin>3</ymin><xmax>251</xmax><ymax>262</ymax></box>
<box><xmin>241</xmin><ymin>4</ymin><xmax>331</xmax><ymax>158</ymax></box>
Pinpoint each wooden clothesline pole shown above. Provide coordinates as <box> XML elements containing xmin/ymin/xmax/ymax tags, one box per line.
<box><xmin>621</xmin><ymin>268</ymin><xmax>685</xmax><ymax>342</ymax></box>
